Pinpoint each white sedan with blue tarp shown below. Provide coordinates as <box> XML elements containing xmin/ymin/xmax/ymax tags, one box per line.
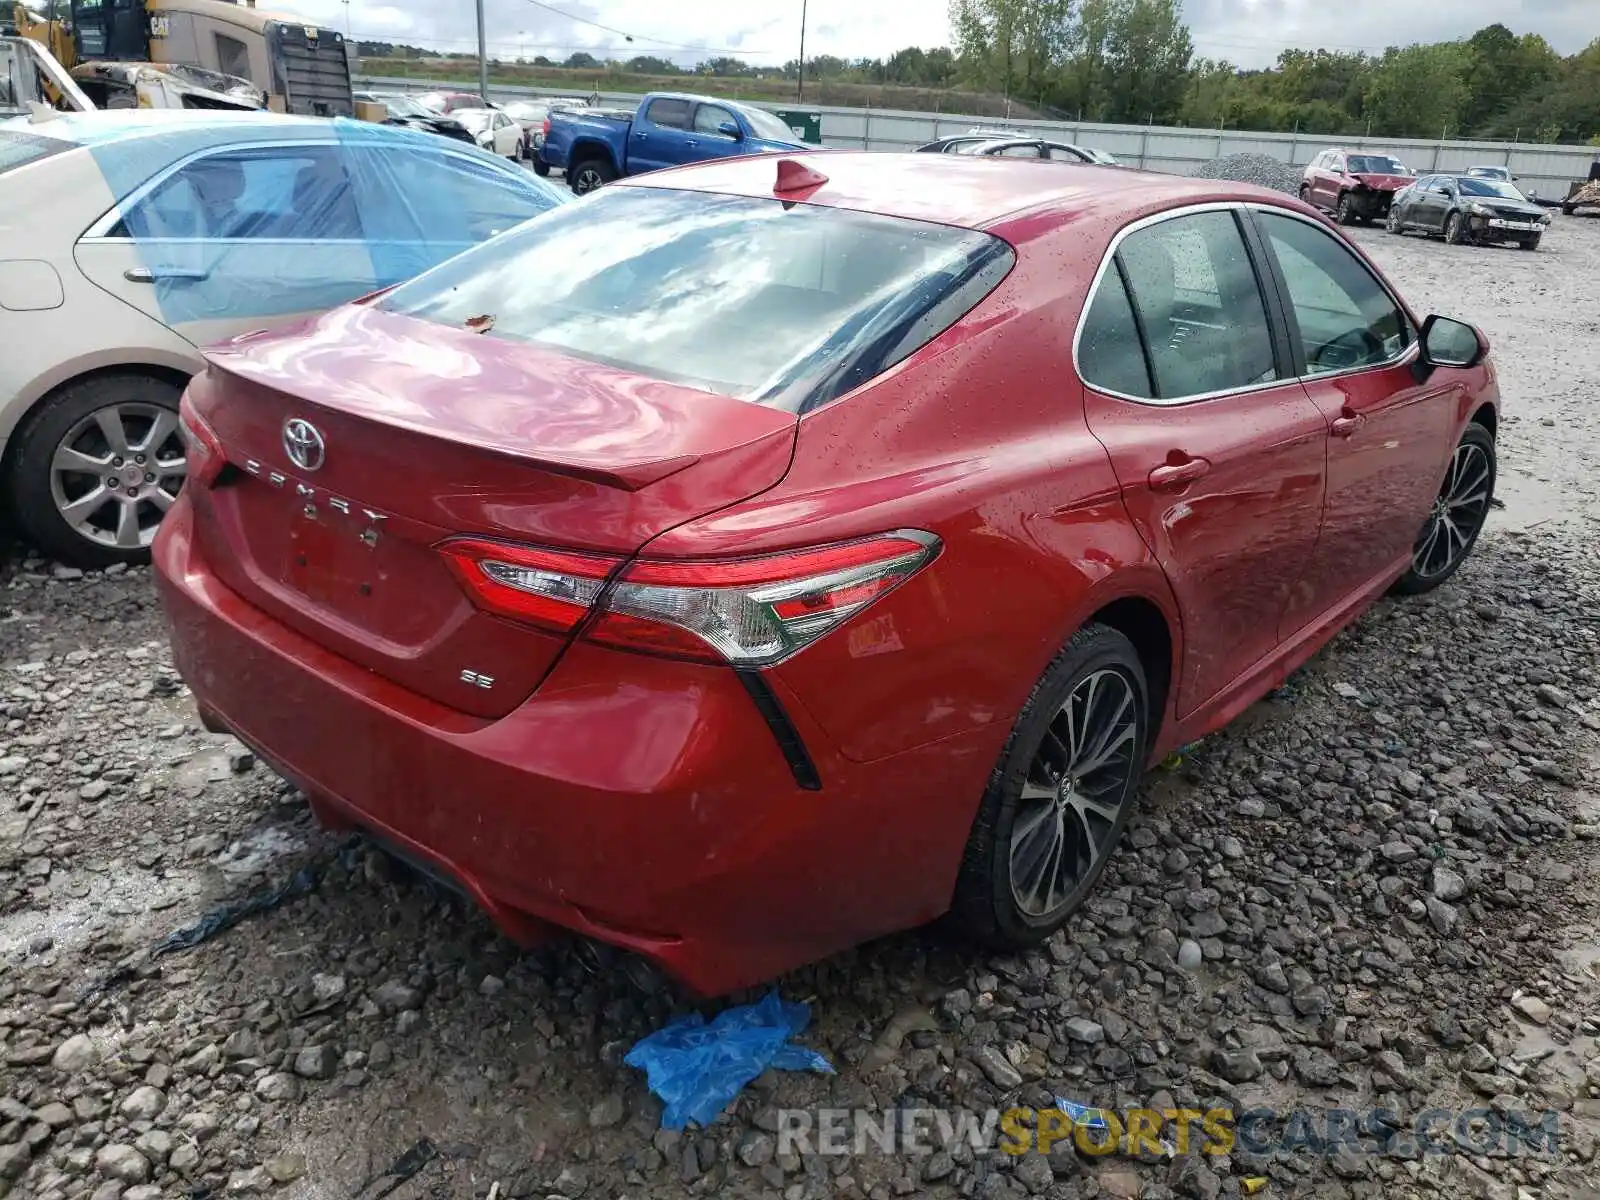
<box><xmin>0</xmin><ymin>109</ymin><xmax>567</xmax><ymax>566</ymax></box>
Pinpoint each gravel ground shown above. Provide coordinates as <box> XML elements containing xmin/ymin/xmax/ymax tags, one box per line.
<box><xmin>2</xmin><ymin>216</ymin><xmax>1599</xmax><ymax>1200</ymax></box>
<box><xmin>1187</xmin><ymin>154</ymin><xmax>1305</xmax><ymax>196</ymax></box>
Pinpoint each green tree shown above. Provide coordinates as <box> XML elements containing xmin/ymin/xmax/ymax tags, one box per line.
<box><xmin>1460</xmin><ymin>24</ymin><xmax>1561</xmax><ymax>133</ymax></box>
<box><xmin>1362</xmin><ymin>43</ymin><xmax>1468</xmax><ymax>138</ymax></box>
<box><xmin>1101</xmin><ymin>0</ymin><xmax>1193</xmax><ymax>122</ymax></box>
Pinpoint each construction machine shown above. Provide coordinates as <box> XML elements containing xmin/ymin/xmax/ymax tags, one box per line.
<box><xmin>10</xmin><ymin>0</ymin><xmax>355</xmax><ymax>115</ymax></box>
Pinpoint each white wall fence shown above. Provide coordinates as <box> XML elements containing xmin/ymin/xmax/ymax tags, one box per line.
<box><xmin>357</xmin><ymin>73</ymin><xmax>1599</xmax><ymax>200</ymax></box>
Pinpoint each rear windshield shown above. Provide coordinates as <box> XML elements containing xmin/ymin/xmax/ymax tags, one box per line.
<box><xmin>378</xmin><ymin>186</ymin><xmax>1014</xmax><ymax>413</ymax></box>
<box><xmin>0</xmin><ymin>130</ymin><xmax>72</xmax><ymax>175</ymax></box>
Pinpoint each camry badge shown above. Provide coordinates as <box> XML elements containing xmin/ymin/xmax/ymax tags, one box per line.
<box><xmin>283</xmin><ymin>419</ymin><xmax>325</xmax><ymax>473</ymax></box>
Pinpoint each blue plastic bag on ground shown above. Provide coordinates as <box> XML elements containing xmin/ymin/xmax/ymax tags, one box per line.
<box><xmin>625</xmin><ymin>990</ymin><xmax>834</xmax><ymax>1129</ymax></box>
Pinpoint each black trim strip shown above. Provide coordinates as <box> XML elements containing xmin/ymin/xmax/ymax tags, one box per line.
<box><xmin>734</xmin><ymin>669</ymin><xmax>822</xmax><ymax>791</ymax></box>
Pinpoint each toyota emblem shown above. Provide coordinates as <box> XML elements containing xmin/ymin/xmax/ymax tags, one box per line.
<box><xmin>282</xmin><ymin>418</ymin><xmax>325</xmax><ymax>472</ymax></box>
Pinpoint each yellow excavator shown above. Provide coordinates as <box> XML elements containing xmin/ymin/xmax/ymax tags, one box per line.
<box><xmin>8</xmin><ymin>0</ymin><xmax>356</xmax><ymax>114</ymax></box>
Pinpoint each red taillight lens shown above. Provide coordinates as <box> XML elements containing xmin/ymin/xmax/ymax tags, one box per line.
<box><xmin>437</xmin><ymin>531</ymin><xmax>941</xmax><ymax>666</ymax></box>
<box><xmin>178</xmin><ymin>397</ymin><xmax>225</xmax><ymax>488</ymax></box>
<box><xmin>592</xmin><ymin>532</ymin><xmax>940</xmax><ymax>665</ymax></box>
<box><xmin>541</xmin><ymin>117</ymin><xmax>551</xmax><ymax>136</ymax></box>
<box><xmin>438</xmin><ymin>538</ymin><xmax>621</xmax><ymax>635</ymax></box>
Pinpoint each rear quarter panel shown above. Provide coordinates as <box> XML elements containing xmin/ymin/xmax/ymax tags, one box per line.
<box><xmin>644</xmin><ymin>213</ymin><xmax>1178</xmax><ymax>766</ymax></box>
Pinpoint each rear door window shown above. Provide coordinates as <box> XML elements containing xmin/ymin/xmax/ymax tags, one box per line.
<box><xmin>644</xmin><ymin>98</ymin><xmax>691</xmax><ymax>129</ymax></box>
<box><xmin>117</xmin><ymin>146</ymin><xmax>364</xmax><ymax>240</ymax></box>
<box><xmin>357</xmin><ymin>147</ymin><xmax>559</xmax><ymax>243</ymax></box>
<box><xmin>1111</xmin><ymin>211</ymin><xmax>1279</xmax><ymax>401</ymax></box>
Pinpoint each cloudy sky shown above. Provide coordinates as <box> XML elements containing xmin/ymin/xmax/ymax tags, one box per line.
<box><xmin>287</xmin><ymin>0</ymin><xmax>1595</xmax><ymax>69</ymax></box>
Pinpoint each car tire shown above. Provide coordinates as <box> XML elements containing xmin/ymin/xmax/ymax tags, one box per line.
<box><xmin>533</xmin><ymin>160</ymin><xmax>551</xmax><ymax>177</ymax></box>
<box><xmin>1385</xmin><ymin>208</ymin><xmax>1404</xmax><ymax>234</ymax></box>
<box><xmin>1298</xmin><ymin>183</ymin><xmax>1312</xmax><ymax>207</ymax></box>
<box><xmin>1444</xmin><ymin>212</ymin><xmax>1467</xmax><ymax>244</ymax></box>
<box><xmin>1391</xmin><ymin>423</ymin><xmax>1496</xmax><ymax>596</ymax></box>
<box><xmin>1561</xmin><ymin>203</ymin><xmax>1575</xmax><ymax>216</ymax></box>
<box><xmin>1336</xmin><ymin>192</ymin><xmax>1357</xmax><ymax>224</ymax></box>
<box><xmin>568</xmin><ymin>157</ymin><xmax>617</xmax><ymax>196</ymax></box>
<box><xmin>949</xmin><ymin>623</ymin><xmax>1150</xmax><ymax>948</ymax></box>
<box><xmin>1519</xmin><ymin>235</ymin><xmax>1541</xmax><ymax>251</ymax></box>
<box><xmin>5</xmin><ymin>371</ymin><xmax>187</xmax><ymax>569</ymax></box>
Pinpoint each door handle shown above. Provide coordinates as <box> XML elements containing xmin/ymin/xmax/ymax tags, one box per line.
<box><xmin>685</xmin><ymin>138</ymin><xmax>699</xmax><ymax>147</ymax></box>
<box><xmin>1148</xmin><ymin>457</ymin><xmax>1211</xmax><ymax>491</ymax></box>
<box><xmin>633</xmin><ymin>131</ymin><xmax>648</xmax><ymax>139</ymax></box>
<box><xmin>124</xmin><ymin>266</ymin><xmax>210</xmax><ymax>283</ymax></box>
<box><xmin>1331</xmin><ymin>410</ymin><xmax>1365</xmax><ymax>438</ymax></box>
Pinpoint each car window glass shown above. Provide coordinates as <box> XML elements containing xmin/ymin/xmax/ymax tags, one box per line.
<box><xmin>378</xmin><ymin>187</ymin><xmax>1013</xmax><ymax>413</ymax></box>
<box><xmin>1078</xmin><ymin>262</ymin><xmax>1153</xmax><ymax>398</ymax></box>
<box><xmin>120</xmin><ymin>147</ymin><xmax>363</xmax><ymax>240</ymax></box>
<box><xmin>693</xmin><ymin>104</ymin><xmax>736</xmax><ymax>135</ymax></box>
<box><xmin>1257</xmin><ymin>212</ymin><xmax>1410</xmax><ymax>376</ymax></box>
<box><xmin>645</xmin><ymin>98</ymin><xmax>691</xmax><ymax>129</ymax></box>
<box><xmin>1458</xmin><ymin>178</ymin><xmax>1520</xmax><ymax>200</ymax></box>
<box><xmin>997</xmin><ymin>144</ymin><xmax>1040</xmax><ymax>158</ymax></box>
<box><xmin>1046</xmin><ymin>145</ymin><xmax>1085</xmax><ymax>161</ymax></box>
<box><xmin>736</xmin><ymin>104</ymin><xmax>798</xmax><ymax>141</ymax></box>
<box><xmin>359</xmin><ymin>148</ymin><xmax>555</xmax><ymax>242</ymax></box>
<box><xmin>214</xmin><ymin>33</ymin><xmax>251</xmax><ymax>79</ymax></box>
<box><xmin>1114</xmin><ymin>211</ymin><xmax>1278</xmax><ymax>401</ymax></box>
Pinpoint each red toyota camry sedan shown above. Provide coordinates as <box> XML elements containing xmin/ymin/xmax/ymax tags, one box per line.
<box><xmin>155</xmin><ymin>153</ymin><xmax>1498</xmax><ymax>994</ymax></box>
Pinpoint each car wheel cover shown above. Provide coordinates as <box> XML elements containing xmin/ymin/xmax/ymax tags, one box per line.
<box><xmin>1412</xmin><ymin>441</ymin><xmax>1491</xmax><ymax>580</ymax></box>
<box><xmin>1008</xmin><ymin>668</ymin><xmax>1138</xmax><ymax>918</ymax></box>
<box><xmin>49</xmin><ymin>402</ymin><xmax>187</xmax><ymax>551</ymax></box>
<box><xmin>575</xmin><ymin>167</ymin><xmax>604</xmax><ymax>193</ymax></box>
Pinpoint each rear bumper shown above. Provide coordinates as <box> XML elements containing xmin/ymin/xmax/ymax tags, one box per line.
<box><xmin>153</xmin><ymin>499</ymin><xmax>989</xmax><ymax>994</ymax></box>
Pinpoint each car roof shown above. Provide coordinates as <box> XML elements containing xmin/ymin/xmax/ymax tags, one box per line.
<box><xmin>13</xmin><ymin>108</ymin><xmax>332</xmax><ymax>147</ymax></box>
<box><xmin>618</xmin><ymin>150</ymin><xmax>1307</xmax><ymax>237</ymax></box>
<box><xmin>11</xmin><ymin>110</ymin><xmax>476</xmax><ymax>153</ymax></box>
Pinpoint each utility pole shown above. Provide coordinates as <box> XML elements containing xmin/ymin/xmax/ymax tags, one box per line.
<box><xmin>475</xmin><ymin>0</ymin><xmax>488</xmax><ymax>101</ymax></box>
<box><xmin>797</xmin><ymin>0</ymin><xmax>807</xmax><ymax>102</ymax></box>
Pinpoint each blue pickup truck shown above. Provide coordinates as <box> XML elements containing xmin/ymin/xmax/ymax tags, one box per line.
<box><xmin>539</xmin><ymin>92</ymin><xmax>814</xmax><ymax>195</ymax></box>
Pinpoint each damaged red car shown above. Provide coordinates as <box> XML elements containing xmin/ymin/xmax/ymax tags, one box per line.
<box><xmin>155</xmin><ymin>153</ymin><xmax>1500</xmax><ymax>994</ymax></box>
<box><xmin>1301</xmin><ymin>149</ymin><xmax>1415</xmax><ymax>224</ymax></box>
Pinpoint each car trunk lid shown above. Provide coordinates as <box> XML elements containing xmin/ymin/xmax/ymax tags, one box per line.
<box><xmin>186</xmin><ymin>305</ymin><xmax>798</xmax><ymax>718</ymax></box>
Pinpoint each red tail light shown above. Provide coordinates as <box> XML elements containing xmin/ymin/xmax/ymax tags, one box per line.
<box><xmin>541</xmin><ymin>117</ymin><xmax>551</xmax><ymax>137</ymax></box>
<box><xmin>438</xmin><ymin>539</ymin><xmax>621</xmax><ymax>635</ymax></box>
<box><xmin>437</xmin><ymin>531</ymin><xmax>940</xmax><ymax>665</ymax></box>
<box><xmin>178</xmin><ymin>397</ymin><xmax>225</xmax><ymax>488</ymax></box>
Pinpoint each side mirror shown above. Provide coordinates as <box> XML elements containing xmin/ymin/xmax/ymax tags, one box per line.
<box><xmin>1413</xmin><ymin>314</ymin><xmax>1488</xmax><ymax>381</ymax></box>
<box><xmin>717</xmin><ymin>121</ymin><xmax>742</xmax><ymax>139</ymax></box>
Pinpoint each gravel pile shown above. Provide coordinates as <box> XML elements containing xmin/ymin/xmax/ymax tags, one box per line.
<box><xmin>1189</xmin><ymin>152</ymin><xmax>1304</xmax><ymax>195</ymax></box>
<box><xmin>1</xmin><ymin>228</ymin><xmax>1599</xmax><ymax>1200</ymax></box>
